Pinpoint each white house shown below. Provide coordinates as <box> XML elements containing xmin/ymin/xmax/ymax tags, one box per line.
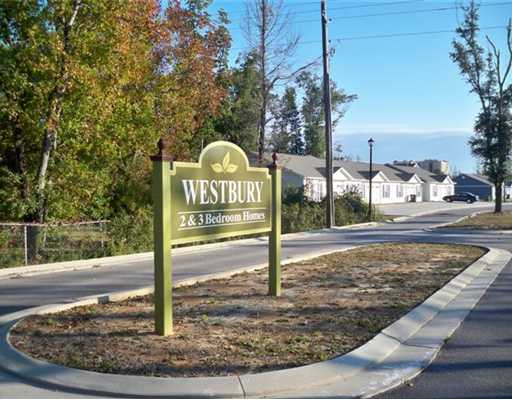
<box><xmin>272</xmin><ymin>153</ymin><xmax>450</xmax><ymax>204</ymax></box>
<box><xmin>387</xmin><ymin>164</ymin><xmax>455</xmax><ymax>201</ymax></box>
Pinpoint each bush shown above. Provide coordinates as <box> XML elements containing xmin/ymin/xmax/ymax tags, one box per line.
<box><xmin>106</xmin><ymin>206</ymin><xmax>153</xmax><ymax>255</ymax></box>
<box><xmin>282</xmin><ymin>189</ymin><xmax>383</xmax><ymax>234</ymax></box>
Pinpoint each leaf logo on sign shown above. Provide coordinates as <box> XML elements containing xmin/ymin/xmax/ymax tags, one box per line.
<box><xmin>211</xmin><ymin>152</ymin><xmax>238</xmax><ymax>173</ymax></box>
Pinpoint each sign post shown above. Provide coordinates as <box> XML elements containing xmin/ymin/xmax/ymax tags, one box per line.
<box><xmin>151</xmin><ymin>139</ymin><xmax>281</xmax><ymax>336</ymax></box>
<box><xmin>151</xmin><ymin>139</ymin><xmax>173</xmax><ymax>336</ymax></box>
<box><xmin>269</xmin><ymin>153</ymin><xmax>281</xmax><ymax>296</ymax></box>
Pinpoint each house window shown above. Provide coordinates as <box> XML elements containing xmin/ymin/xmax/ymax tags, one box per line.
<box><xmin>433</xmin><ymin>185</ymin><xmax>438</xmax><ymax>197</ymax></box>
<box><xmin>396</xmin><ymin>185</ymin><xmax>403</xmax><ymax>198</ymax></box>
<box><xmin>382</xmin><ymin>184</ymin><xmax>390</xmax><ymax>198</ymax></box>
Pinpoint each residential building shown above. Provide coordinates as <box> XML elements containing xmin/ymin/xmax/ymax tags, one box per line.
<box><xmin>387</xmin><ymin>164</ymin><xmax>455</xmax><ymax>201</ymax></box>
<box><xmin>505</xmin><ymin>183</ymin><xmax>512</xmax><ymax>201</ymax></box>
<box><xmin>272</xmin><ymin>153</ymin><xmax>453</xmax><ymax>204</ymax></box>
<box><xmin>453</xmin><ymin>174</ymin><xmax>496</xmax><ymax>201</ymax></box>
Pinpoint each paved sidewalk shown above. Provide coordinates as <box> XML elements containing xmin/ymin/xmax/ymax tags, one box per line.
<box><xmin>380</xmin><ymin>259</ymin><xmax>512</xmax><ymax>398</ymax></box>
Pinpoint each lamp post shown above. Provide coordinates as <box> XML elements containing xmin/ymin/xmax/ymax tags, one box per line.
<box><xmin>368</xmin><ymin>138</ymin><xmax>374</xmax><ymax>221</ymax></box>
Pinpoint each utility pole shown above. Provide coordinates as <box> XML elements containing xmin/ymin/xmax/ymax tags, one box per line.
<box><xmin>321</xmin><ymin>0</ymin><xmax>334</xmax><ymax>228</ymax></box>
<box><xmin>368</xmin><ymin>138</ymin><xmax>374</xmax><ymax>221</ymax></box>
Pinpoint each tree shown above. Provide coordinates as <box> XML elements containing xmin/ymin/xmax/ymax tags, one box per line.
<box><xmin>0</xmin><ymin>0</ymin><xmax>231</xmax><ymax>262</ymax></box>
<box><xmin>242</xmin><ymin>0</ymin><xmax>314</xmax><ymax>163</ymax></box>
<box><xmin>0</xmin><ymin>0</ymin><xmax>230</xmax><ymax>224</ymax></box>
<box><xmin>154</xmin><ymin>0</ymin><xmax>230</xmax><ymax>161</ymax></box>
<box><xmin>450</xmin><ymin>1</ymin><xmax>512</xmax><ymax>213</ymax></box>
<box><xmin>297</xmin><ymin>71</ymin><xmax>356</xmax><ymax>157</ymax></box>
<box><xmin>205</xmin><ymin>52</ymin><xmax>261</xmax><ymax>155</ymax></box>
<box><xmin>269</xmin><ymin>86</ymin><xmax>302</xmax><ymax>153</ymax></box>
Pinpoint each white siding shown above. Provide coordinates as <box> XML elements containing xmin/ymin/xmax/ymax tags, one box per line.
<box><xmin>301</xmin><ymin>173</ymin><xmax>451</xmax><ymax>204</ymax></box>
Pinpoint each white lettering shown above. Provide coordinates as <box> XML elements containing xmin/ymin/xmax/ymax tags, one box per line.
<box><xmin>228</xmin><ymin>181</ymin><xmax>237</xmax><ymax>203</ymax></box>
<box><xmin>210</xmin><ymin>180</ymin><xmax>218</xmax><ymax>204</ymax></box>
<box><xmin>255</xmin><ymin>182</ymin><xmax>263</xmax><ymax>203</ymax></box>
<box><xmin>199</xmin><ymin>180</ymin><xmax>209</xmax><ymax>205</ymax></box>
<box><xmin>247</xmin><ymin>181</ymin><xmax>256</xmax><ymax>203</ymax></box>
<box><xmin>181</xmin><ymin>179</ymin><xmax>265</xmax><ymax>205</ymax></box>
<box><xmin>182</xmin><ymin>180</ymin><xmax>198</xmax><ymax>205</ymax></box>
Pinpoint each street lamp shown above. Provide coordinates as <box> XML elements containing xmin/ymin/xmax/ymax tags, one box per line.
<box><xmin>368</xmin><ymin>138</ymin><xmax>375</xmax><ymax>220</ymax></box>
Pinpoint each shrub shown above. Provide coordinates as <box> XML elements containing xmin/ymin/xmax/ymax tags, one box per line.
<box><xmin>282</xmin><ymin>190</ymin><xmax>383</xmax><ymax>234</ymax></box>
<box><xmin>106</xmin><ymin>206</ymin><xmax>153</xmax><ymax>255</ymax></box>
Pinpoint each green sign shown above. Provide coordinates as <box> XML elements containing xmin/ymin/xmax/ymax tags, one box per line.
<box><xmin>170</xmin><ymin>141</ymin><xmax>271</xmax><ymax>244</ymax></box>
<box><xmin>151</xmin><ymin>139</ymin><xmax>281</xmax><ymax>336</ymax></box>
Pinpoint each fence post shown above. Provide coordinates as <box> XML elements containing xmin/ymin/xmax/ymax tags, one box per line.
<box><xmin>151</xmin><ymin>138</ymin><xmax>173</xmax><ymax>336</ymax></box>
<box><xmin>268</xmin><ymin>152</ymin><xmax>282</xmax><ymax>296</ymax></box>
<box><xmin>23</xmin><ymin>225</ymin><xmax>28</xmax><ymax>266</ymax></box>
<box><xmin>100</xmin><ymin>221</ymin><xmax>105</xmax><ymax>252</ymax></box>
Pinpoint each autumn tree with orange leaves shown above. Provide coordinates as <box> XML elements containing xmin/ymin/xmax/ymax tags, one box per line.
<box><xmin>0</xmin><ymin>0</ymin><xmax>230</xmax><ymax>225</ymax></box>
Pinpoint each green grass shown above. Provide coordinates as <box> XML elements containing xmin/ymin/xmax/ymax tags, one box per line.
<box><xmin>450</xmin><ymin>211</ymin><xmax>512</xmax><ymax>230</ymax></box>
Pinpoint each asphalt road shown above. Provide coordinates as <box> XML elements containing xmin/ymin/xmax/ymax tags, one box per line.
<box><xmin>0</xmin><ymin>203</ymin><xmax>511</xmax><ymax>398</ymax></box>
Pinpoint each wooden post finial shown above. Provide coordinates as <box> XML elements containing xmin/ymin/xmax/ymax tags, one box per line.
<box><xmin>151</xmin><ymin>137</ymin><xmax>173</xmax><ymax>162</ymax></box>
<box><xmin>269</xmin><ymin>151</ymin><xmax>278</xmax><ymax>169</ymax></box>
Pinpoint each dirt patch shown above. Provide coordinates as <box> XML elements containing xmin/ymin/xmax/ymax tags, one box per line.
<box><xmin>449</xmin><ymin>211</ymin><xmax>512</xmax><ymax>230</ymax></box>
<box><xmin>11</xmin><ymin>243</ymin><xmax>484</xmax><ymax>378</ymax></box>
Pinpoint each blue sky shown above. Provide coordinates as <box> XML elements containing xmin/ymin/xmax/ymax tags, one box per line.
<box><xmin>208</xmin><ymin>0</ymin><xmax>511</xmax><ymax>172</ymax></box>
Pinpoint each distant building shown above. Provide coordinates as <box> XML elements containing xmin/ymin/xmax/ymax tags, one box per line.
<box><xmin>388</xmin><ymin>164</ymin><xmax>455</xmax><ymax>202</ymax></box>
<box><xmin>453</xmin><ymin>174</ymin><xmax>496</xmax><ymax>201</ymax></box>
<box><xmin>505</xmin><ymin>182</ymin><xmax>512</xmax><ymax>201</ymax></box>
<box><xmin>261</xmin><ymin>153</ymin><xmax>454</xmax><ymax>204</ymax></box>
<box><xmin>393</xmin><ymin>160</ymin><xmax>419</xmax><ymax>168</ymax></box>
<box><xmin>417</xmin><ymin>159</ymin><xmax>450</xmax><ymax>175</ymax></box>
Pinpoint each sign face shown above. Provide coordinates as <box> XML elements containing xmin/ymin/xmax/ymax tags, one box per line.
<box><xmin>170</xmin><ymin>141</ymin><xmax>271</xmax><ymax>244</ymax></box>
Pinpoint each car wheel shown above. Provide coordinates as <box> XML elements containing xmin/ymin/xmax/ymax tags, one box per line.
<box><xmin>467</xmin><ymin>199</ymin><xmax>473</xmax><ymax>204</ymax></box>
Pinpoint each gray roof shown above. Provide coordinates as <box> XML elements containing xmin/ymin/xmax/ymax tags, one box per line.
<box><xmin>386</xmin><ymin>164</ymin><xmax>449</xmax><ymax>183</ymax></box>
<box><xmin>274</xmin><ymin>153</ymin><xmax>327</xmax><ymax>178</ymax></box>
<box><xmin>456</xmin><ymin>173</ymin><xmax>493</xmax><ymax>185</ymax></box>
<box><xmin>262</xmin><ymin>153</ymin><xmax>433</xmax><ymax>183</ymax></box>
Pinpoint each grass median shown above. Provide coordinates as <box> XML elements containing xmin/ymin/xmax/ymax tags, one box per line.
<box><xmin>11</xmin><ymin>243</ymin><xmax>485</xmax><ymax>378</ymax></box>
<box><xmin>448</xmin><ymin>211</ymin><xmax>512</xmax><ymax>230</ymax></box>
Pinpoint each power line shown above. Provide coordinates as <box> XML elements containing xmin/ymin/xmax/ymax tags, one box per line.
<box><xmin>226</xmin><ymin>0</ymin><xmax>426</xmax><ymax>22</ymax></box>
<box><xmin>231</xmin><ymin>25</ymin><xmax>508</xmax><ymax>52</ymax></box>
<box><xmin>227</xmin><ymin>1</ymin><xmax>512</xmax><ymax>30</ymax></box>
<box><xmin>331</xmin><ymin>2</ymin><xmax>512</xmax><ymax>20</ymax></box>
<box><xmin>295</xmin><ymin>0</ymin><xmax>426</xmax><ymax>15</ymax></box>
<box><xmin>333</xmin><ymin>25</ymin><xmax>507</xmax><ymax>42</ymax></box>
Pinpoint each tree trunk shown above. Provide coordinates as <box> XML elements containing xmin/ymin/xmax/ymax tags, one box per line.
<box><xmin>13</xmin><ymin>124</ymin><xmax>30</xmax><ymax>201</ymax></box>
<box><xmin>257</xmin><ymin>0</ymin><xmax>267</xmax><ymax>165</ymax></box>
<box><xmin>36</xmin><ymin>103</ymin><xmax>61</xmax><ymax>223</ymax></box>
<box><xmin>258</xmin><ymin>98</ymin><xmax>266</xmax><ymax>165</ymax></box>
<box><xmin>495</xmin><ymin>180</ymin><xmax>503</xmax><ymax>213</ymax></box>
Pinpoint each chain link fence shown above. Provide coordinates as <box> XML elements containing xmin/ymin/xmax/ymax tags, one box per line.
<box><xmin>0</xmin><ymin>221</ymin><xmax>109</xmax><ymax>268</ymax></box>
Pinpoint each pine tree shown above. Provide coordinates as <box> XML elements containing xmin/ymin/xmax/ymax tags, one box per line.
<box><xmin>269</xmin><ymin>87</ymin><xmax>303</xmax><ymax>153</ymax></box>
<box><xmin>284</xmin><ymin>87</ymin><xmax>304</xmax><ymax>155</ymax></box>
<box><xmin>297</xmin><ymin>71</ymin><xmax>356</xmax><ymax>158</ymax></box>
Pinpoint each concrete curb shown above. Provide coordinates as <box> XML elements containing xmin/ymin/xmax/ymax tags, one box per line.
<box><xmin>0</xmin><ymin>223</ymin><xmax>378</xmax><ymax>280</ymax></box>
<box><xmin>0</xmin><ymin>245</ymin><xmax>509</xmax><ymax>398</ymax></box>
